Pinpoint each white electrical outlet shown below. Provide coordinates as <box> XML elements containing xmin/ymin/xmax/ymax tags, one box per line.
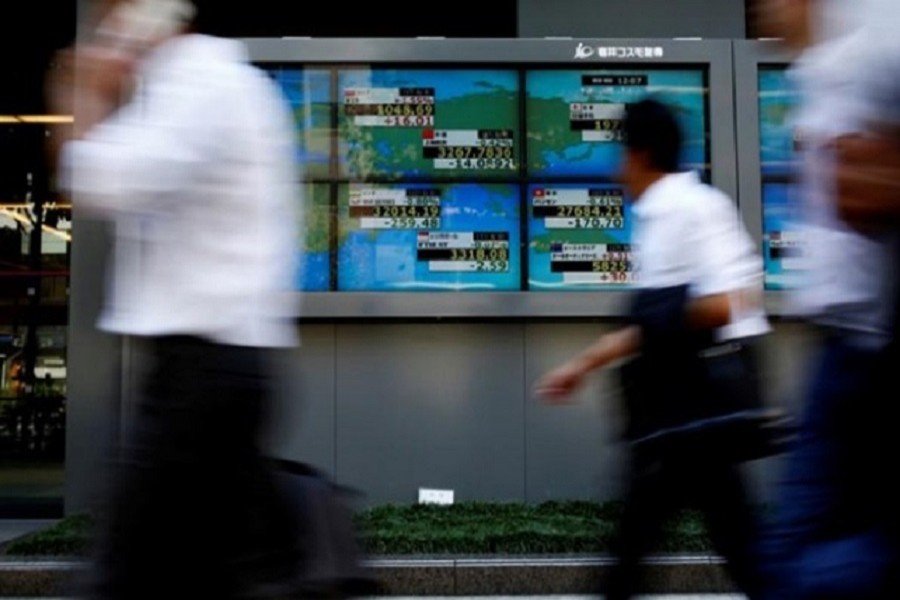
<box><xmin>418</xmin><ymin>487</ymin><xmax>454</xmax><ymax>505</ymax></box>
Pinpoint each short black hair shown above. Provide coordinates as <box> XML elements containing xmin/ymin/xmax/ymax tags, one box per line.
<box><xmin>622</xmin><ymin>98</ymin><xmax>683</xmax><ymax>173</ymax></box>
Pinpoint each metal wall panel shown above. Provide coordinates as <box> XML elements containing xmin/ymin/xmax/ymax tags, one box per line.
<box><xmin>64</xmin><ymin>219</ymin><xmax>122</xmax><ymax>514</ymax></box>
<box><xmin>333</xmin><ymin>323</ymin><xmax>526</xmax><ymax>505</ymax></box>
<box><xmin>524</xmin><ymin>322</ymin><xmax>629</xmax><ymax>503</ymax></box>
<box><xmin>263</xmin><ymin>325</ymin><xmax>338</xmax><ymax>477</ymax></box>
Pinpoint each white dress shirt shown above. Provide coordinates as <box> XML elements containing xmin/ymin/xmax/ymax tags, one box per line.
<box><xmin>631</xmin><ymin>171</ymin><xmax>770</xmax><ymax>342</ymax></box>
<box><xmin>61</xmin><ymin>34</ymin><xmax>300</xmax><ymax>348</ymax></box>
<box><xmin>786</xmin><ymin>32</ymin><xmax>899</xmax><ymax>345</ymax></box>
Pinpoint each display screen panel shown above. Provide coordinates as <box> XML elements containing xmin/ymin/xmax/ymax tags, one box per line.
<box><xmin>254</xmin><ymin>49</ymin><xmax>732</xmax><ymax>307</ymax></box>
<box><xmin>758</xmin><ymin>66</ymin><xmax>803</xmax><ymax>289</ymax></box>
<box><xmin>526</xmin><ymin>69</ymin><xmax>709</xmax><ymax>178</ymax></box>
<box><xmin>338</xmin><ymin>69</ymin><xmax>520</xmax><ymax>180</ymax></box>
<box><xmin>527</xmin><ymin>183</ymin><xmax>635</xmax><ymax>290</ymax></box>
<box><xmin>762</xmin><ymin>184</ymin><xmax>807</xmax><ymax>290</ymax></box>
<box><xmin>337</xmin><ymin>183</ymin><xmax>521</xmax><ymax>290</ymax></box>
<box><xmin>267</xmin><ymin>68</ymin><xmax>333</xmax><ymax>179</ymax></box>
<box><xmin>758</xmin><ymin>66</ymin><xmax>799</xmax><ymax>177</ymax></box>
<box><xmin>296</xmin><ymin>184</ymin><xmax>332</xmax><ymax>291</ymax></box>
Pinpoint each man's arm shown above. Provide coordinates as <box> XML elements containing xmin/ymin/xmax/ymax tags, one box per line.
<box><xmin>534</xmin><ymin>288</ymin><xmax>735</xmax><ymax>404</ymax></box>
<box><xmin>534</xmin><ymin>325</ymin><xmax>641</xmax><ymax>403</ymax></box>
<box><xmin>687</xmin><ymin>189</ymin><xmax>764</xmax><ymax>331</ymax></box>
<box><xmin>686</xmin><ymin>293</ymin><xmax>732</xmax><ymax>330</ymax></box>
<box><xmin>835</xmin><ymin>127</ymin><xmax>900</xmax><ymax>233</ymax></box>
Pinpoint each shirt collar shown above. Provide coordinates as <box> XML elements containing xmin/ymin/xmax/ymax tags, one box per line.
<box><xmin>631</xmin><ymin>171</ymin><xmax>700</xmax><ymax>218</ymax></box>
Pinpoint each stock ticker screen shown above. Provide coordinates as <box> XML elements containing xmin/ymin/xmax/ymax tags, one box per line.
<box><xmin>525</xmin><ymin>69</ymin><xmax>709</xmax><ymax>178</ymax></box>
<box><xmin>268</xmin><ymin>68</ymin><xmax>332</xmax><ymax>179</ymax></box>
<box><xmin>296</xmin><ymin>184</ymin><xmax>332</xmax><ymax>291</ymax></box>
<box><xmin>338</xmin><ymin>69</ymin><xmax>520</xmax><ymax>180</ymax></box>
<box><xmin>336</xmin><ymin>183</ymin><xmax>521</xmax><ymax>291</ymax></box>
<box><xmin>265</xmin><ymin>67</ymin><xmax>333</xmax><ymax>291</ymax></box>
<box><xmin>758</xmin><ymin>66</ymin><xmax>803</xmax><ymax>290</ymax></box>
<box><xmin>524</xmin><ymin>68</ymin><xmax>708</xmax><ymax>290</ymax></box>
<box><xmin>265</xmin><ymin>64</ymin><xmax>714</xmax><ymax>293</ymax></box>
<box><xmin>527</xmin><ymin>184</ymin><xmax>635</xmax><ymax>290</ymax></box>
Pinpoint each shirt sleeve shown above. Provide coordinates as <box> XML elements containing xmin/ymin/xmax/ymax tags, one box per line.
<box><xmin>59</xmin><ymin>69</ymin><xmax>215</xmax><ymax>218</ymax></box>
<box><xmin>689</xmin><ymin>189</ymin><xmax>763</xmax><ymax>298</ymax></box>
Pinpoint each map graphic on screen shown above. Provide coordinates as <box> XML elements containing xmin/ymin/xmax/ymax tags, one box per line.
<box><xmin>526</xmin><ymin>69</ymin><xmax>708</xmax><ymax>178</ymax></box>
<box><xmin>527</xmin><ymin>184</ymin><xmax>635</xmax><ymax>290</ymax></box>
<box><xmin>338</xmin><ymin>69</ymin><xmax>520</xmax><ymax>180</ymax></box>
<box><xmin>337</xmin><ymin>183</ymin><xmax>520</xmax><ymax>290</ymax></box>
<box><xmin>267</xmin><ymin>68</ymin><xmax>333</xmax><ymax>179</ymax></box>
<box><xmin>297</xmin><ymin>184</ymin><xmax>332</xmax><ymax>291</ymax></box>
<box><xmin>759</xmin><ymin>67</ymin><xmax>799</xmax><ymax>177</ymax></box>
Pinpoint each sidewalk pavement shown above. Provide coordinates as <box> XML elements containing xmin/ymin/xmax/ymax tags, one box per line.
<box><xmin>3</xmin><ymin>594</ymin><xmax>747</xmax><ymax>600</ymax></box>
<box><xmin>1</xmin><ymin>518</ymin><xmax>743</xmax><ymax>597</ymax></box>
<box><xmin>0</xmin><ymin>596</ymin><xmax>749</xmax><ymax>599</ymax></box>
<box><xmin>0</xmin><ymin>555</ymin><xmax>740</xmax><ymax>597</ymax></box>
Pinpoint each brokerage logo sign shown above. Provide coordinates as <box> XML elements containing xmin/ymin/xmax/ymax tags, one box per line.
<box><xmin>574</xmin><ymin>43</ymin><xmax>665</xmax><ymax>59</ymax></box>
<box><xmin>574</xmin><ymin>43</ymin><xmax>594</xmax><ymax>59</ymax></box>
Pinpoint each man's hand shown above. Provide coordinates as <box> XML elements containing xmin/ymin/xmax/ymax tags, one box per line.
<box><xmin>834</xmin><ymin>130</ymin><xmax>900</xmax><ymax>233</ymax></box>
<box><xmin>46</xmin><ymin>43</ymin><xmax>137</xmax><ymax>140</ymax></box>
<box><xmin>534</xmin><ymin>360</ymin><xmax>588</xmax><ymax>404</ymax></box>
<box><xmin>45</xmin><ymin>48</ymin><xmax>76</xmax><ymax>118</ymax></box>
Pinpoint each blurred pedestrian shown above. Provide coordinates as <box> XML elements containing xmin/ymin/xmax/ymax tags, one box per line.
<box><xmin>750</xmin><ymin>0</ymin><xmax>900</xmax><ymax>597</ymax></box>
<box><xmin>48</xmin><ymin>1</ymin><xmax>304</xmax><ymax>597</ymax></box>
<box><xmin>535</xmin><ymin>98</ymin><xmax>771</xmax><ymax>600</ymax></box>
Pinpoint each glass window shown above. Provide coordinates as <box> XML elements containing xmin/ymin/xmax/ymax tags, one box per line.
<box><xmin>0</xmin><ymin>123</ymin><xmax>69</xmax><ymax>518</ymax></box>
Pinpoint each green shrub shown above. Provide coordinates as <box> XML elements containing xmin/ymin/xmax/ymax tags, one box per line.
<box><xmin>353</xmin><ymin>501</ymin><xmax>711</xmax><ymax>555</ymax></box>
<box><xmin>5</xmin><ymin>513</ymin><xmax>94</xmax><ymax>556</ymax></box>
<box><xmin>3</xmin><ymin>501</ymin><xmax>715</xmax><ymax>557</ymax></box>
